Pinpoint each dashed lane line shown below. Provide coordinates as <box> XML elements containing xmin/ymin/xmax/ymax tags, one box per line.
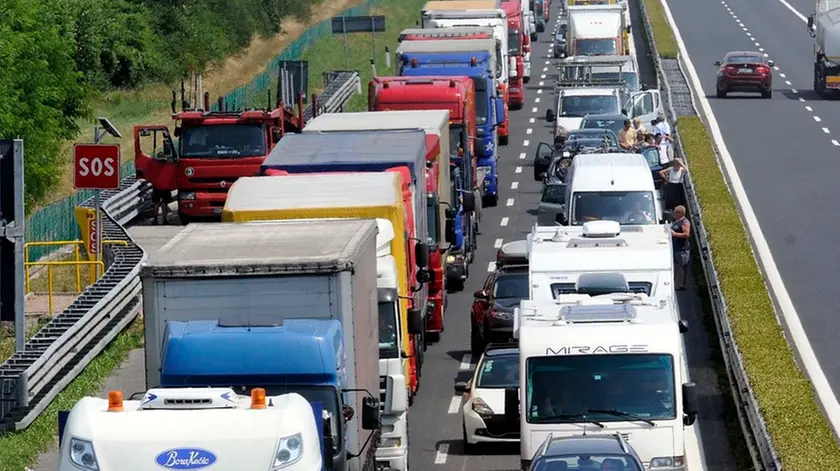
<box><xmin>515</xmin><ymin>166</ymin><xmax>523</xmax><ymax>173</ymax></box>
<box><xmin>500</xmin><ymin>217</ymin><xmax>509</xmax><ymax>226</ymax></box>
<box><xmin>434</xmin><ymin>444</ymin><xmax>449</xmax><ymax>464</ymax></box>
<box><xmin>487</xmin><ymin>261</ymin><xmax>496</xmax><ymax>272</ymax></box>
<box><xmin>526</xmin><ymin>128</ymin><xmax>533</xmax><ymax>134</ymax></box>
<box><xmin>530</xmin><ymin>118</ymin><xmax>536</xmax><ymax>123</ymax></box>
<box><xmin>519</xmin><ymin>152</ymin><xmax>527</xmax><ymax>159</ymax></box>
<box><xmin>814</xmin><ymin>116</ymin><xmax>822</xmax><ymax>122</ymax></box>
<box><xmin>511</xmin><ymin>181</ymin><xmax>519</xmax><ymax>189</ymax></box>
<box><xmin>459</xmin><ymin>353</ymin><xmax>474</xmax><ymax>370</ymax></box>
<box><xmin>494</xmin><ymin>238</ymin><xmax>504</xmax><ymax>248</ymax></box>
<box><xmin>524</xmin><ymin>139</ymin><xmax>530</xmax><ymax>146</ymax></box>
<box><xmin>823</xmin><ymin>127</ymin><xmax>831</xmax><ymax>134</ymax></box>
<box><xmin>532</xmin><ymin>107</ymin><xmax>538</xmax><ymax>112</ymax></box>
<box><xmin>447</xmin><ymin>396</ymin><xmax>462</xmax><ymax>414</ymax></box>
<box><xmin>506</xmin><ymin>198</ymin><xmax>515</xmax><ymax>207</ymax></box>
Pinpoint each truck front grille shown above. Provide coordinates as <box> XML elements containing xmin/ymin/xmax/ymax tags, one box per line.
<box><xmin>379</xmin><ymin>376</ymin><xmax>387</xmax><ymax>412</ymax></box>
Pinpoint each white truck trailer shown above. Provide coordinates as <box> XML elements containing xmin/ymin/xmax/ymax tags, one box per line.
<box><xmin>58</xmin><ymin>388</ymin><xmax>325</xmax><ymax>471</ymax></box>
<box><xmin>808</xmin><ymin>0</ymin><xmax>840</xmax><ymax>96</ymax></box>
<box><xmin>140</xmin><ymin>219</ymin><xmax>382</xmax><ymax>471</ymax></box>
<box><xmin>566</xmin><ymin>4</ymin><xmax>627</xmax><ymax>56</ymax></box>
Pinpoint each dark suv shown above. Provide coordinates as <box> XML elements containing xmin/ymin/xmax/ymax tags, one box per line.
<box><xmin>526</xmin><ymin>434</ymin><xmax>645</xmax><ymax>471</ymax></box>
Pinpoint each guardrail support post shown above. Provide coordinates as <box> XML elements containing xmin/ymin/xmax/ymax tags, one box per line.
<box><xmin>17</xmin><ymin>372</ymin><xmax>29</xmax><ymax>408</ymax></box>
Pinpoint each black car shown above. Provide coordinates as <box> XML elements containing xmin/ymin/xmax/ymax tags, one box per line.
<box><xmin>553</xmin><ymin>23</ymin><xmax>567</xmax><ymax>58</ymax></box>
<box><xmin>579</xmin><ymin>113</ymin><xmax>627</xmax><ymax>135</ymax></box>
<box><xmin>566</xmin><ymin>128</ymin><xmax>620</xmax><ymax>148</ymax></box>
<box><xmin>527</xmin><ymin>434</ymin><xmax>645</xmax><ymax>471</ymax></box>
<box><xmin>470</xmin><ymin>265</ymin><xmax>528</xmax><ymax>354</ymax></box>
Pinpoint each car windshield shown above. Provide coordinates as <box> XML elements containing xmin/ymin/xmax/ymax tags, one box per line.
<box><xmin>427</xmin><ymin>200</ymin><xmax>439</xmax><ymax>245</ymax></box>
<box><xmin>560</xmin><ymin>96</ymin><xmax>618</xmax><ymax>117</ymax></box>
<box><xmin>493</xmin><ymin>272</ymin><xmax>529</xmax><ymax>299</ymax></box>
<box><xmin>639</xmin><ymin>147</ymin><xmax>661</xmax><ymax>168</ymax></box>
<box><xmin>571</xmin><ymin>191</ymin><xmax>656</xmax><ymax>225</ymax></box>
<box><xmin>255</xmin><ymin>386</ymin><xmax>341</xmax><ymax>450</ymax></box>
<box><xmin>472</xmin><ymin>77</ymin><xmax>489</xmax><ymax>125</ymax></box>
<box><xmin>581</xmin><ymin>118</ymin><xmax>624</xmax><ymax>134</ymax></box>
<box><xmin>525</xmin><ymin>354</ymin><xmax>676</xmax><ymax>424</ymax></box>
<box><xmin>591</xmin><ymin>72</ymin><xmax>639</xmax><ymax>91</ymax></box>
<box><xmin>574</xmin><ymin>38</ymin><xmax>618</xmax><ymax>56</ymax></box>
<box><xmin>570</xmin><ymin>131</ymin><xmax>616</xmax><ymax>146</ymax></box>
<box><xmin>180</xmin><ymin>124</ymin><xmax>266</xmax><ymax>158</ymax></box>
<box><xmin>542</xmin><ymin>185</ymin><xmax>567</xmax><ymax>204</ymax></box>
<box><xmin>533</xmin><ymin>454</ymin><xmax>643</xmax><ymax>471</ymax></box>
<box><xmin>726</xmin><ymin>55</ymin><xmax>763</xmax><ymax>64</ymax></box>
<box><xmin>476</xmin><ymin>353</ymin><xmax>519</xmax><ymax>388</ymax></box>
<box><xmin>378</xmin><ymin>301</ymin><xmax>399</xmax><ymax>359</ymax></box>
<box><xmin>556</xmin><ymin>25</ymin><xmax>567</xmax><ymax>39</ymax></box>
<box><xmin>508</xmin><ymin>31</ymin><xmax>521</xmax><ymax>55</ymax></box>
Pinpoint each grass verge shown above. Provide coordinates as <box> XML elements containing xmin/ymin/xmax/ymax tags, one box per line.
<box><xmin>641</xmin><ymin>0</ymin><xmax>678</xmax><ymax>59</ymax></box>
<box><xmin>0</xmin><ymin>319</ymin><xmax>144</xmax><ymax>471</ymax></box>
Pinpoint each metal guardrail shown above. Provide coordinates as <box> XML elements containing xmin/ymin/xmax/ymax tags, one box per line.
<box><xmin>0</xmin><ymin>176</ymin><xmax>150</xmax><ymax>431</ymax></box>
<box><xmin>634</xmin><ymin>0</ymin><xmax>782</xmax><ymax>468</ymax></box>
<box><xmin>0</xmin><ymin>71</ymin><xmax>361</xmax><ymax>432</ymax></box>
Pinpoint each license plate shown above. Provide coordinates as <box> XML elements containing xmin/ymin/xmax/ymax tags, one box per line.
<box><xmin>739</xmin><ymin>68</ymin><xmax>753</xmax><ymax>73</ymax></box>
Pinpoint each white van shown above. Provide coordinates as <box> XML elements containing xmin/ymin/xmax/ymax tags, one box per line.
<box><xmin>562</xmin><ymin>153</ymin><xmax>663</xmax><ymax>225</ymax></box>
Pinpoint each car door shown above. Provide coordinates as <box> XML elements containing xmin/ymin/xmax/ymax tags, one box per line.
<box><xmin>624</xmin><ymin>90</ymin><xmax>658</xmax><ymax>126</ymax></box>
<box><xmin>473</xmin><ymin>272</ymin><xmax>497</xmax><ymax>328</ymax></box>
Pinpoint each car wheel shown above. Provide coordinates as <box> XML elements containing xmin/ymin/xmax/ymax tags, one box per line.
<box><xmin>500</xmin><ymin>134</ymin><xmax>509</xmax><ymax>146</ymax></box>
<box><xmin>470</xmin><ymin>320</ymin><xmax>483</xmax><ymax>355</ymax></box>
<box><xmin>716</xmin><ymin>87</ymin><xmax>726</xmax><ymax>99</ymax></box>
<box><xmin>762</xmin><ymin>89</ymin><xmax>772</xmax><ymax>99</ymax></box>
<box><xmin>463</xmin><ymin>423</ymin><xmax>478</xmax><ymax>455</ymax></box>
<box><xmin>523</xmin><ymin>76</ymin><xmax>530</xmax><ymax>84</ymax></box>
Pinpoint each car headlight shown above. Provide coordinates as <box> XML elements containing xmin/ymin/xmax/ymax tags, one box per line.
<box><xmin>471</xmin><ymin>398</ymin><xmax>494</xmax><ymax>417</ymax></box>
<box><xmin>380</xmin><ymin>437</ymin><xmax>402</xmax><ymax>448</ymax></box>
<box><xmin>179</xmin><ymin>191</ymin><xmax>196</xmax><ymax>200</ymax></box>
<box><xmin>490</xmin><ymin>310</ymin><xmax>513</xmax><ymax>320</ymax></box>
<box><xmin>69</xmin><ymin>438</ymin><xmax>99</xmax><ymax>470</ymax></box>
<box><xmin>650</xmin><ymin>455</ymin><xmax>685</xmax><ymax>469</ymax></box>
<box><xmin>272</xmin><ymin>433</ymin><xmax>304</xmax><ymax>469</ymax></box>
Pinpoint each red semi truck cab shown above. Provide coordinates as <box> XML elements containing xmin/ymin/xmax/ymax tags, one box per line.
<box><xmin>502</xmin><ymin>0</ymin><xmax>529</xmax><ymax>109</ymax></box>
<box><xmin>134</xmin><ymin>101</ymin><xmax>303</xmax><ymax>222</ymax></box>
<box><xmin>422</xmin><ymin>136</ymin><xmax>447</xmax><ymax>335</ymax></box>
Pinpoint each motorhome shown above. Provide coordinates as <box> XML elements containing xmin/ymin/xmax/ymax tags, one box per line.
<box><xmin>514</xmin><ymin>294</ymin><xmax>696</xmax><ymax>470</ymax></box>
<box><xmin>525</xmin><ymin>222</ymin><xmax>674</xmax><ymax>301</ymax></box>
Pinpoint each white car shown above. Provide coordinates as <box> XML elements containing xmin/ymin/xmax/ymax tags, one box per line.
<box><xmin>454</xmin><ymin>344</ymin><xmax>520</xmax><ymax>453</ymax></box>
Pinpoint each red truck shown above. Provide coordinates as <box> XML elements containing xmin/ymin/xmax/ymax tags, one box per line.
<box><xmin>502</xmin><ymin>0</ymin><xmax>530</xmax><ymax>108</ymax></box>
<box><xmin>368</xmin><ymin>76</ymin><xmax>480</xmax><ymax>294</ymax></box>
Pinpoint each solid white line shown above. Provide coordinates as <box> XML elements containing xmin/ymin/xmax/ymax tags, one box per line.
<box><xmin>515</xmin><ymin>166</ymin><xmax>523</xmax><ymax>173</ymax></box>
<box><xmin>519</xmin><ymin>152</ymin><xmax>527</xmax><ymax>159</ymax></box>
<box><xmin>662</xmin><ymin>0</ymin><xmax>840</xmax><ymax>438</ymax></box>
<box><xmin>487</xmin><ymin>261</ymin><xmax>496</xmax><ymax>272</ymax></box>
<box><xmin>500</xmin><ymin>217</ymin><xmax>509</xmax><ymax>226</ymax></box>
<box><xmin>832</xmin><ymin>139</ymin><xmax>840</xmax><ymax>146</ymax></box>
<box><xmin>823</xmin><ymin>127</ymin><xmax>831</xmax><ymax>134</ymax></box>
<box><xmin>434</xmin><ymin>444</ymin><xmax>449</xmax><ymax>464</ymax></box>
<box><xmin>447</xmin><ymin>396</ymin><xmax>462</xmax><ymax>414</ymax></box>
<box><xmin>459</xmin><ymin>353</ymin><xmax>473</xmax><ymax>370</ymax></box>
<box><xmin>494</xmin><ymin>238</ymin><xmax>504</xmax><ymax>248</ymax></box>
<box><xmin>524</xmin><ymin>140</ymin><xmax>530</xmax><ymax>146</ymax></box>
<box><xmin>511</xmin><ymin>181</ymin><xmax>519</xmax><ymax>189</ymax></box>
<box><xmin>814</xmin><ymin>116</ymin><xmax>822</xmax><ymax>122</ymax></box>
<box><xmin>506</xmin><ymin>198</ymin><xmax>515</xmax><ymax>206</ymax></box>
<box><xmin>806</xmin><ymin>106</ymin><xmax>813</xmax><ymax>111</ymax></box>
<box><xmin>532</xmin><ymin>107</ymin><xmax>538</xmax><ymax>113</ymax></box>
<box><xmin>527</xmin><ymin>128</ymin><xmax>533</xmax><ymax>134</ymax></box>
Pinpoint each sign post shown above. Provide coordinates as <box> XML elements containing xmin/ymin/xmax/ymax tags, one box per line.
<box><xmin>331</xmin><ymin>15</ymin><xmax>387</xmax><ymax>70</ymax></box>
<box><xmin>0</xmin><ymin>140</ymin><xmax>25</xmax><ymax>351</ymax></box>
<box><xmin>74</xmin><ymin>142</ymin><xmax>120</xmax><ymax>272</ymax></box>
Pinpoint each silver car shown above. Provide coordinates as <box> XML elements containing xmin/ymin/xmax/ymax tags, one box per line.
<box><xmin>537</xmin><ymin>182</ymin><xmax>568</xmax><ymax>225</ymax></box>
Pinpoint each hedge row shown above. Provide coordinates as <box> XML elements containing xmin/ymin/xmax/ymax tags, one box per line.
<box><xmin>1</xmin><ymin>0</ymin><xmax>322</xmax><ymax>209</ymax></box>
<box><xmin>642</xmin><ymin>0</ymin><xmax>840</xmax><ymax>467</ymax></box>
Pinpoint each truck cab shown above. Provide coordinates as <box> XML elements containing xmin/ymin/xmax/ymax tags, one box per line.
<box><xmin>566</xmin><ymin>4</ymin><xmax>628</xmax><ymax>56</ymax></box>
<box><xmin>159</xmin><ymin>319</ymin><xmax>384</xmax><ymax>471</ymax></box>
<box><xmin>503</xmin><ymin>0</ymin><xmax>530</xmax><ymax>107</ymax></box>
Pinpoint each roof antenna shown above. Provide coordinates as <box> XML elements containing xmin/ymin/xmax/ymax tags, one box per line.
<box><xmin>610</xmin><ymin>161</ymin><xmax>615</xmax><ymax>186</ymax></box>
<box><xmin>582</xmin><ymin>417</ymin><xmax>588</xmax><ymax>436</ymax></box>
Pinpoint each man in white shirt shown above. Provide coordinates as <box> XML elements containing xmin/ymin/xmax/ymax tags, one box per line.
<box><xmin>654</xmin><ymin>112</ymin><xmax>674</xmax><ymax>159</ymax></box>
<box><xmin>654</xmin><ymin>133</ymin><xmax>669</xmax><ymax>165</ymax></box>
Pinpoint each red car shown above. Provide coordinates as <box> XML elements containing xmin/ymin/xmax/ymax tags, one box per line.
<box><xmin>715</xmin><ymin>51</ymin><xmax>774</xmax><ymax>99</ymax></box>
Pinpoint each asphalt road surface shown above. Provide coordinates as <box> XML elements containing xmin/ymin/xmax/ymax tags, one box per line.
<box><xmin>666</xmin><ymin>0</ymin><xmax>840</xmax><ymax>400</ymax></box>
<box><xmin>31</xmin><ymin>4</ymin><xmax>745</xmax><ymax>469</ymax></box>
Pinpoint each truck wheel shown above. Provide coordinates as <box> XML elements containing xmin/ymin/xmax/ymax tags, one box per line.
<box><xmin>530</xmin><ymin>32</ymin><xmax>537</xmax><ymax>41</ymax></box>
<box><xmin>500</xmin><ymin>134</ymin><xmax>509</xmax><ymax>146</ymax></box>
<box><xmin>179</xmin><ymin>213</ymin><xmax>193</xmax><ymax>225</ymax></box>
<box><xmin>470</xmin><ymin>321</ymin><xmax>483</xmax><ymax>355</ymax></box>
<box><xmin>482</xmin><ymin>194</ymin><xmax>499</xmax><ymax>208</ymax></box>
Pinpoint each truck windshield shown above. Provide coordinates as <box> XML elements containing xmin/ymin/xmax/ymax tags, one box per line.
<box><xmin>571</xmin><ymin>190</ymin><xmax>656</xmax><ymax>225</ymax></box>
<box><xmin>427</xmin><ymin>199</ymin><xmax>440</xmax><ymax>246</ymax></box>
<box><xmin>574</xmin><ymin>38</ymin><xmax>618</xmax><ymax>56</ymax></box>
<box><xmin>378</xmin><ymin>301</ymin><xmax>400</xmax><ymax>359</ymax></box>
<box><xmin>525</xmin><ymin>354</ymin><xmax>676</xmax><ymax>423</ymax></box>
<box><xmin>508</xmin><ymin>31</ymin><xmax>522</xmax><ymax>56</ymax></box>
<box><xmin>559</xmin><ymin>95</ymin><xmax>618</xmax><ymax>117</ymax></box>
<box><xmin>472</xmin><ymin>77</ymin><xmax>489</xmax><ymax>125</ymax></box>
<box><xmin>256</xmin><ymin>385</ymin><xmax>342</xmax><ymax>449</ymax></box>
<box><xmin>180</xmin><ymin>123</ymin><xmax>266</xmax><ymax>158</ymax></box>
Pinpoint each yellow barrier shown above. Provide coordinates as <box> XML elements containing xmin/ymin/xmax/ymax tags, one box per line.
<box><xmin>24</xmin><ymin>240</ymin><xmax>128</xmax><ymax>315</ymax></box>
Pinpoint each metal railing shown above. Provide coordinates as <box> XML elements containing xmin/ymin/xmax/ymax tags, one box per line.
<box><xmin>634</xmin><ymin>0</ymin><xmax>782</xmax><ymax>467</ymax></box>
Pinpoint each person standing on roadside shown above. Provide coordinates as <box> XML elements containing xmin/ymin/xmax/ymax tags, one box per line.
<box><xmin>618</xmin><ymin>119</ymin><xmax>636</xmax><ymax>150</ymax></box>
<box><xmin>654</xmin><ymin>112</ymin><xmax>674</xmax><ymax>159</ymax></box>
<box><xmin>670</xmin><ymin>205</ymin><xmax>691</xmax><ymax>290</ymax></box>
<box><xmin>659</xmin><ymin>158</ymin><xmax>687</xmax><ymax>210</ymax></box>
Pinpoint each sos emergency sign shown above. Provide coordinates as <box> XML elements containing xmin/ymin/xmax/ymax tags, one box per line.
<box><xmin>74</xmin><ymin>144</ymin><xmax>120</xmax><ymax>190</ymax></box>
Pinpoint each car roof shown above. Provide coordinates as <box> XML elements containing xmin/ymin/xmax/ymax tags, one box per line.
<box><xmin>543</xmin><ymin>435</ymin><xmax>626</xmax><ymax>456</ymax></box>
<box><xmin>570</xmin><ymin>128</ymin><xmax>615</xmax><ymax>135</ymax></box>
<box><xmin>497</xmin><ymin>266</ymin><xmax>528</xmax><ymax>276</ymax></box>
<box><xmin>725</xmin><ymin>51</ymin><xmax>764</xmax><ymax>60</ymax></box>
<box><xmin>581</xmin><ymin>113</ymin><xmax>626</xmax><ymax>121</ymax></box>
<box><xmin>483</xmin><ymin>345</ymin><xmax>519</xmax><ymax>357</ymax></box>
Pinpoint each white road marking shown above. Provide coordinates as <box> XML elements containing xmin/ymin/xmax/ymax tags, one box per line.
<box><xmin>519</xmin><ymin>152</ymin><xmax>527</xmax><ymax>159</ymax></box>
<box><xmin>544</xmin><ymin>60</ymin><xmax>550</xmax><ymax>64</ymax></box>
<box><xmin>506</xmin><ymin>198</ymin><xmax>515</xmax><ymax>206</ymax></box>
<box><xmin>524</xmin><ymin>139</ymin><xmax>530</xmax><ymax>146</ymax></box>
<box><xmin>773</xmin><ymin>65</ymin><xmax>779</xmax><ymax>70</ymax></box>
<box><xmin>799</xmin><ymin>97</ymin><xmax>806</xmax><ymax>102</ymax></box>
<box><xmin>494</xmin><ymin>238</ymin><xmax>504</xmax><ymax>248</ymax></box>
<box><xmin>814</xmin><ymin>116</ymin><xmax>822</xmax><ymax>122</ymax></box>
<box><xmin>526</xmin><ymin>128</ymin><xmax>533</xmax><ymax>134</ymax></box>
<box><xmin>754</xmin><ymin>42</ymin><xmax>760</xmax><ymax>46</ymax></box>
<box><xmin>535</xmin><ymin>97</ymin><xmax>541</xmax><ymax>103</ymax></box>
<box><xmin>447</xmin><ymin>396</ymin><xmax>462</xmax><ymax>414</ymax></box>
<box><xmin>515</xmin><ymin>166</ymin><xmax>523</xmax><ymax>173</ymax></box>
<box><xmin>663</xmin><ymin>0</ymin><xmax>840</xmax><ymax>439</ymax></box>
<box><xmin>823</xmin><ymin>127</ymin><xmax>831</xmax><ymax>134</ymax></box>
<box><xmin>459</xmin><ymin>353</ymin><xmax>473</xmax><ymax>370</ymax></box>
<box><xmin>529</xmin><ymin>117</ymin><xmax>536</xmax><ymax>123</ymax></box>
<box><xmin>487</xmin><ymin>262</ymin><xmax>496</xmax><ymax>273</ymax></box>
<box><xmin>543</xmin><ymin>67</ymin><xmax>548</xmax><ymax>72</ymax></box>
<box><xmin>779</xmin><ymin>73</ymin><xmax>786</xmax><ymax>78</ymax></box>
<box><xmin>540</xmin><ymin>74</ymin><xmax>546</xmax><ymax>79</ymax></box>
<box><xmin>785</xmin><ymin>80</ymin><xmax>792</xmax><ymax>85</ymax></box>
<box><xmin>806</xmin><ymin>106</ymin><xmax>813</xmax><ymax>111</ymax></box>
<box><xmin>833</xmin><ymin>140</ymin><xmax>840</xmax><ymax>146</ymax></box>
<box><xmin>511</xmin><ymin>181</ymin><xmax>519</xmax><ymax>189</ymax></box>
<box><xmin>538</xmin><ymin>89</ymin><xmax>543</xmax><ymax>94</ymax></box>
<box><xmin>759</xmin><ymin>47</ymin><xmax>764</xmax><ymax>52</ymax></box>
<box><xmin>791</xmin><ymin>88</ymin><xmax>798</xmax><ymax>93</ymax></box>
<box><xmin>539</xmin><ymin>81</ymin><xmax>545</xmax><ymax>86</ymax></box>
<box><xmin>532</xmin><ymin>107</ymin><xmax>538</xmax><ymax>112</ymax></box>
<box><xmin>500</xmin><ymin>217</ymin><xmax>509</xmax><ymax>226</ymax></box>
<box><xmin>434</xmin><ymin>444</ymin><xmax>449</xmax><ymax>464</ymax></box>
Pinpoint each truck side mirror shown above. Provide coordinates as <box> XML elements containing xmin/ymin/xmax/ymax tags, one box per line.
<box><xmin>808</xmin><ymin>15</ymin><xmax>814</xmax><ymax>30</ymax></box>
<box><xmin>361</xmin><ymin>397</ymin><xmax>381</xmax><ymax>430</ymax></box>
<box><xmin>494</xmin><ymin>97</ymin><xmax>506</xmax><ymax>126</ymax></box>
<box><xmin>444</xmin><ymin>215</ymin><xmax>456</xmax><ymax>244</ymax></box>
<box><xmin>415</xmin><ymin>242</ymin><xmax>430</xmax><ymax>268</ymax></box>
<box><xmin>678</xmin><ymin>319</ymin><xmax>689</xmax><ymax>333</ymax></box>
<box><xmin>682</xmin><ymin>382</ymin><xmax>698</xmax><ymax>426</ymax></box>
<box><xmin>407</xmin><ymin>307</ymin><xmax>423</xmax><ymax>335</ymax></box>
<box><xmin>173</xmin><ymin>126</ymin><xmax>182</xmax><ymax>138</ymax></box>
<box><xmin>454</xmin><ymin>381</ymin><xmax>469</xmax><ymax>393</ymax></box>
<box><xmin>416</xmin><ymin>268</ymin><xmax>431</xmax><ymax>285</ymax></box>
<box><xmin>545</xmin><ymin>109</ymin><xmax>555</xmax><ymax>122</ymax></box>
<box><xmin>474</xmin><ymin>289</ymin><xmax>488</xmax><ymax>299</ymax></box>
<box><xmin>386</xmin><ymin>375</ymin><xmax>408</xmax><ymax>413</ymax></box>
<box><xmin>462</xmin><ymin>192</ymin><xmax>476</xmax><ymax>212</ymax></box>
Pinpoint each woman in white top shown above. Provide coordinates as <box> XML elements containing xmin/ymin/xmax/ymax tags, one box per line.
<box><xmin>659</xmin><ymin>159</ymin><xmax>687</xmax><ymax>210</ymax></box>
<box><xmin>659</xmin><ymin>158</ymin><xmax>686</xmax><ymax>184</ymax></box>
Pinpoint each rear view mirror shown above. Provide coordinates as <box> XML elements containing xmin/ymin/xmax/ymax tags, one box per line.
<box><xmin>407</xmin><ymin>308</ymin><xmax>423</xmax><ymax>335</ymax></box>
<box><xmin>462</xmin><ymin>192</ymin><xmax>477</xmax><ymax>212</ymax></box>
<box><xmin>494</xmin><ymin>98</ymin><xmax>506</xmax><ymax>126</ymax></box>
<box><xmin>454</xmin><ymin>381</ymin><xmax>469</xmax><ymax>393</ymax></box>
<box><xmin>473</xmin><ymin>289</ymin><xmax>488</xmax><ymax>299</ymax></box>
<box><xmin>361</xmin><ymin>397</ymin><xmax>381</xmax><ymax>430</ymax></box>
<box><xmin>713</xmin><ymin>60</ymin><xmax>722</xmax><ymax>66</ymax></box>
<box><xmin>808</xmin><ymin>15</ymin><xmax>815</xmax><ymax>30</ymax></box>
<box><xmin>682</xmin><ymin>382</ymin><xmax>698</xmax><ymax>426</ymax></box>
<box><xmin>545</xmin><ymin>109</ymin><xmax>556</xmax><ymax>122</ymax></box>
<box><xmin>767</xmin><ymin>60</ymin><xmax>775</xmax><ymax>67</ymax></box>
<box><xmin>444</xmin><ymin>215</ymin><xmax>456</xmax><ymax>244</ymax></box>
<box><xmin>415</xmin><ymin>242</ymin><xmax>430</xmax><ymax>268</ymax></box>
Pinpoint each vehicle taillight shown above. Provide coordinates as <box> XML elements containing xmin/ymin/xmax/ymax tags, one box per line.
<box><xmin>756</xmin><ymin>65</ymin><xmax>770</xmax><ymax>74</ymax></box>
<box><xmin>724</xmin><ymin>65</ymin><xmax>737</xmax><ymax>73</ymax></box>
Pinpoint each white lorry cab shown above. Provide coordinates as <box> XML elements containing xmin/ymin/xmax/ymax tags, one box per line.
<box><xmin>513</xmin><ymin>295</ymin><xmax>698</xmax><ymax>471</ymax></box>
<box><xmin>525</xmin><ymin>221</ymin><xmax>678</xmax><ymax>302</ymax></box>
<box><xmin>58</xmin><ymin>388</ymin><xmax>325</xmax><ymax>471</ymax></box>
<box><xmin>562</xmin><ymin>154</ymin><xmax>663</xmax><ymax>226</ymax></box>
<box><xmin>566</xmin><ymin>4</ymin><xmax>628</xmax><ymax>56</ymax></box>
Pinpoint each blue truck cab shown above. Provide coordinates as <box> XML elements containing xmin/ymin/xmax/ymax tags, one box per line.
<box><xmin>159</xmin><ymin>318</ymin><xmax>355</xmax><ymax>470</ymax></box>
<box><xmin>399</xmin><ymin>52</ymin><xmax>506</xmax><ymax>207</ymax></box>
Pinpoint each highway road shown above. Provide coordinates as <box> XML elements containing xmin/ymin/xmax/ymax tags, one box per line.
<box><xmin>666</xmin><ymin>0</ymin><xmax>840</xmax><ymax>400</ymax></box>
<box><xmin>30</xmin><ymin>3</ymin><xmax>746</xmax><ymax>470</ymax></box>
